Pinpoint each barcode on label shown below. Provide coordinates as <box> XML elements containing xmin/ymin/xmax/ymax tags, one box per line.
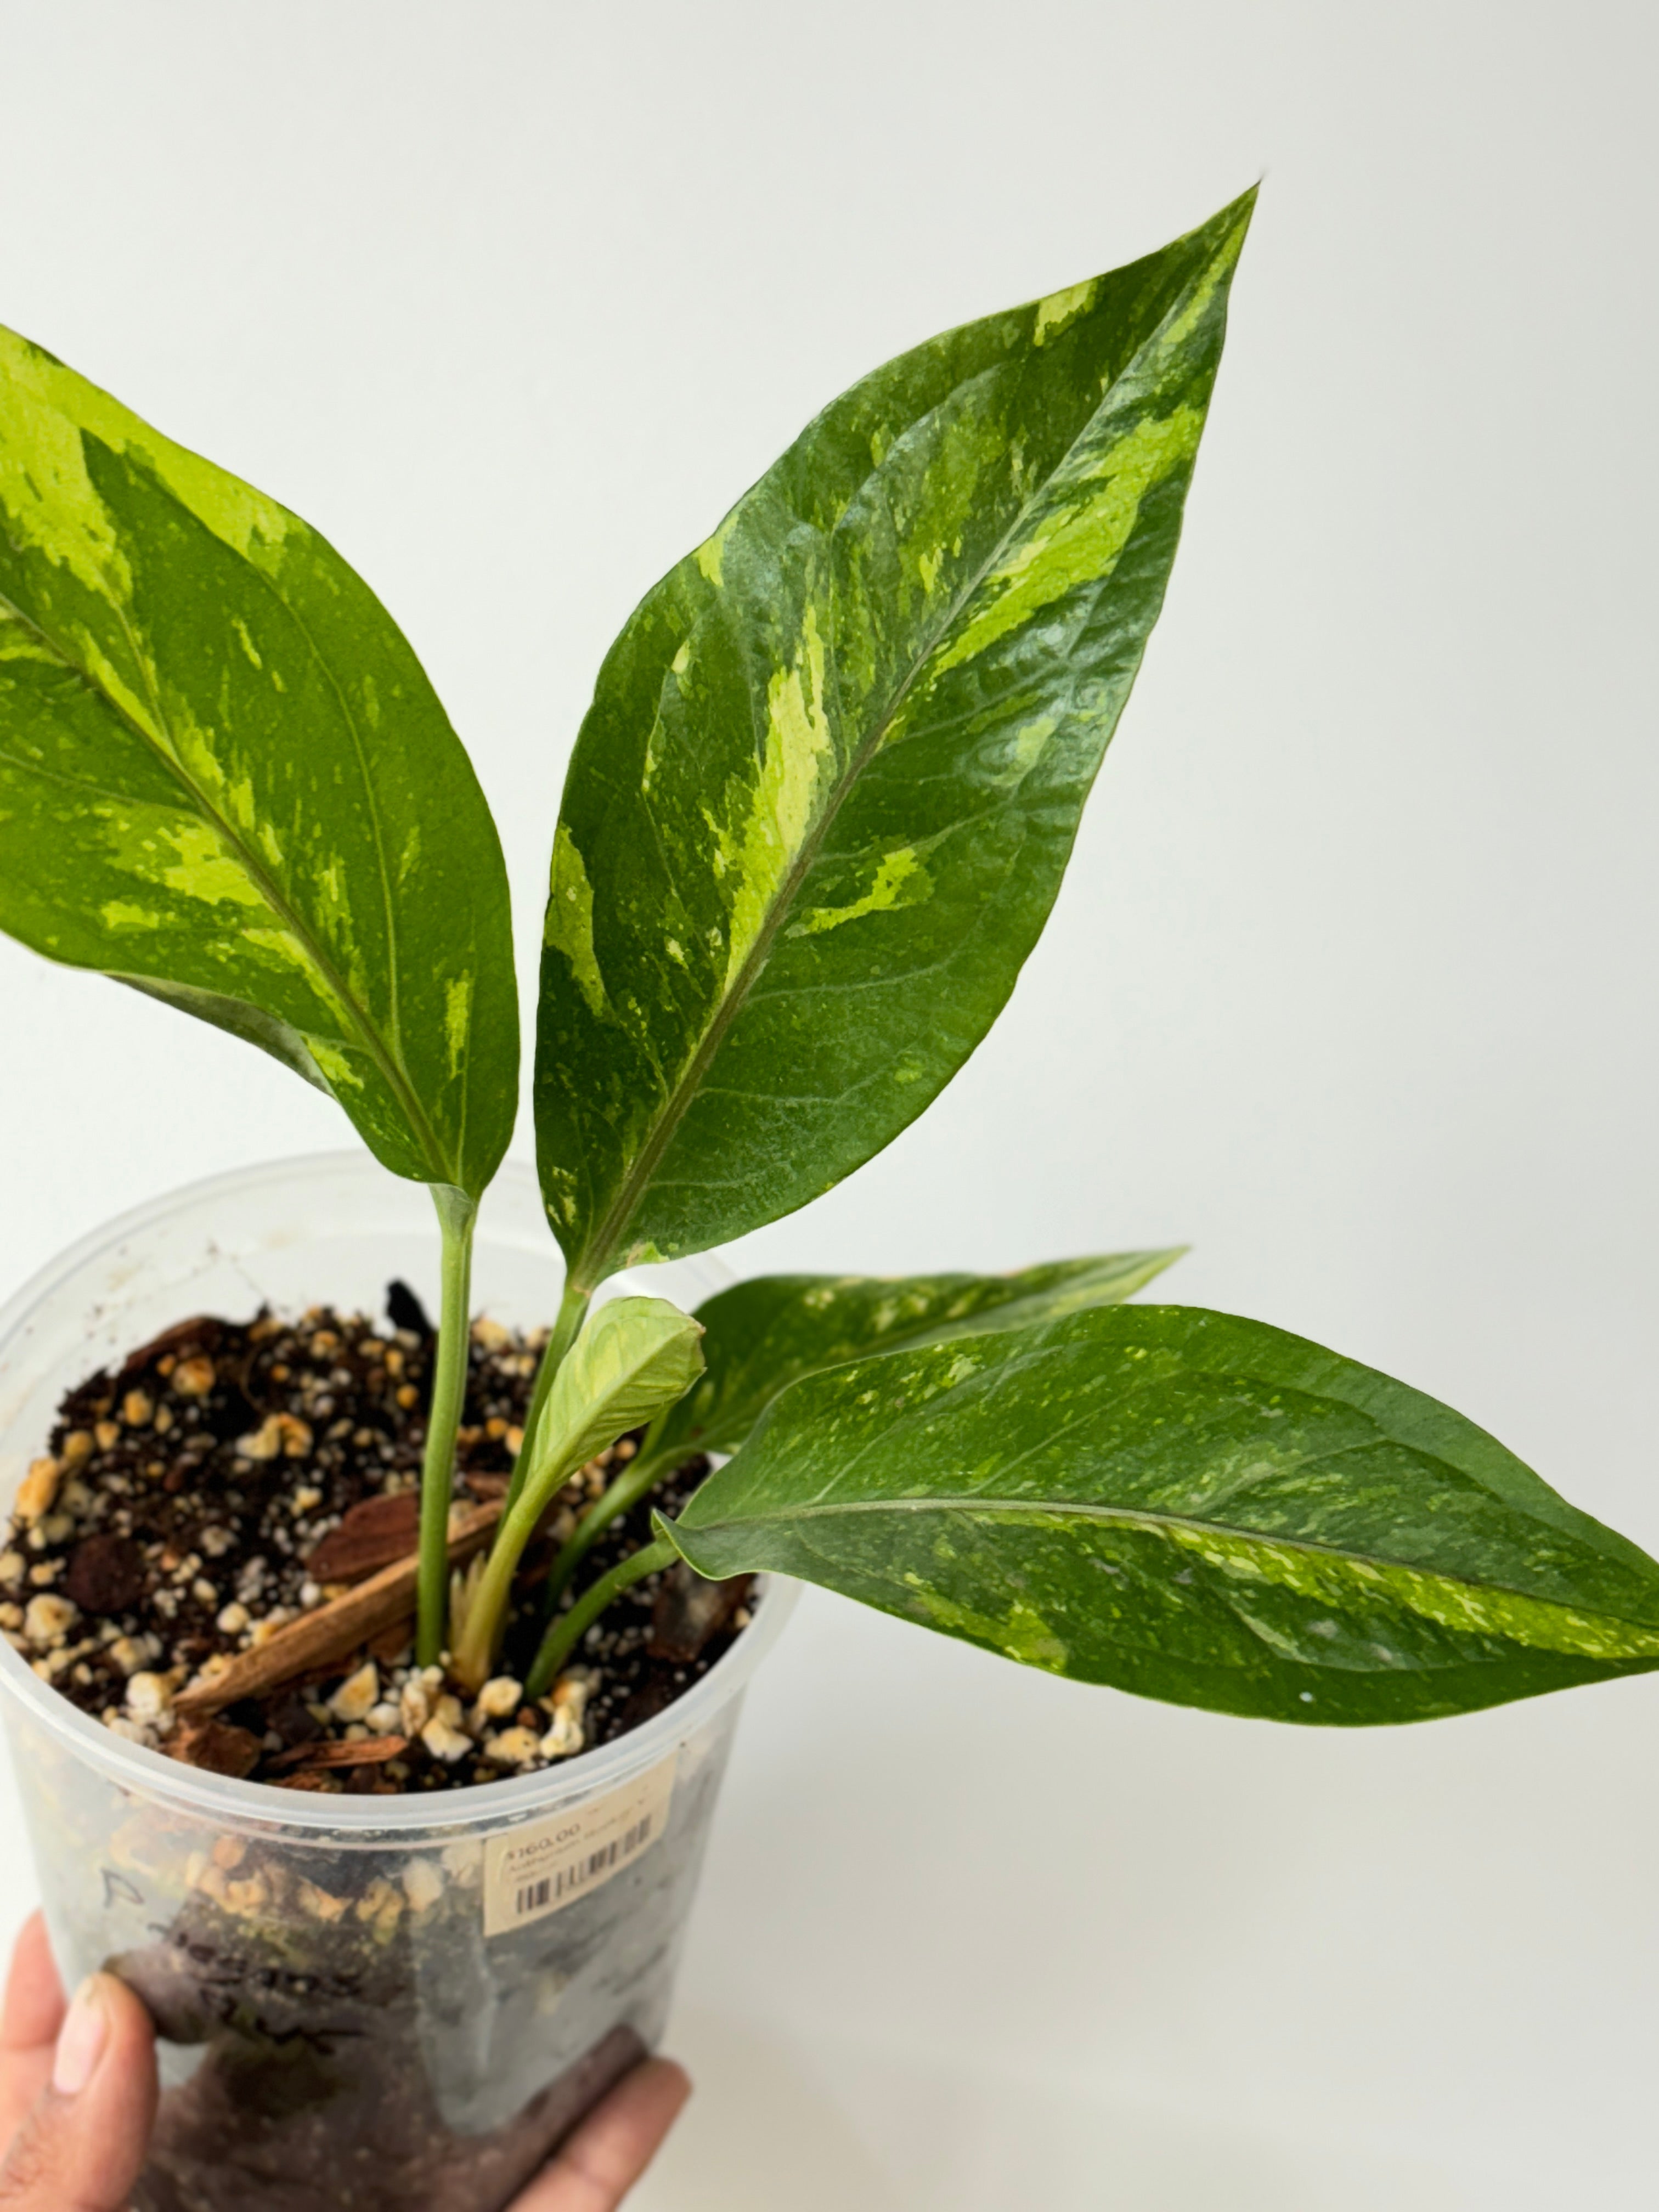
<box><xmin>511</xmin><ymin>1815</ymin><xmax>656</xmax><ymax>1920</ymax></box>
<box><xmin>483</xmin><ymin>1754</ymin><xmax>678</xmax><ymax>1937</ymax></box>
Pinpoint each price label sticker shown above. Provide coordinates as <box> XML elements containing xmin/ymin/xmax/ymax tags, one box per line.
<box><xmin>482</xmin><ymin>1754</ymin><xmax>678</xmax><ymax>1938</ymax></box>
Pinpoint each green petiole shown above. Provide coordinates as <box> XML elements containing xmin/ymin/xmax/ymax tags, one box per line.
<box><xmin>526</xmin><ymin>1534</ymin><xmax>675</xmax><ymax>1700</ymax></box>
<box><xmin>416</xmin><ymin>1186</ymin><xmax>478</xmax><ymax>1668</ymax></box>
<box><xmin>449</xmin><ymin>1452</ymin><xmax>548</xmax><ymax>1690</ymax></box>
<box><xmin>538</xmin><ymin>1442</ymin><xmax>680</xmax><ymax>1621</ymax></box>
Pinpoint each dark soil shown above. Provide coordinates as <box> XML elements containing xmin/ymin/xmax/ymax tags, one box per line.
<box><xmin>2</xmin><ymin>1293</ymin><xmax>752</xmax><ymax>1795</ymax></box>
<box><xmin>122</xmin><ymin>1880</ymin><xmax>649</xmax><ymax>2212</ymax></box>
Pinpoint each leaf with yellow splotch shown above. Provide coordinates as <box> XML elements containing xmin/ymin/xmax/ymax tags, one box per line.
<box><xmin>647</xmin><ymin>1250</ymin><xmax>1187</xmax><ymax>1468</ymax></box>
<box><xmin>537</xmin><ymin>191</ymin><xmax>1253</xmax><ymax>1286</ymax></box>
<box><xmin>660</xmin><ymin>1304</ymin><xmax>1659</xmax><ymax>1724</ymax></box>
<box><xmin>0</xmin><ymin>332</ymin><xmax>516</xmax><ymax>1196</ymax></box>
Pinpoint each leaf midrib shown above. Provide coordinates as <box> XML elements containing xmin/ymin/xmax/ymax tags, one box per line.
<box><xmin>674</xmin><ymin>1492</ymin><xmax>1659</xmax><ymax>1643</ymax></box>
<box><xmin>574</xmin><ymin>272</ymin><xmax>1210</xmax><ymax>1288</ymax></box>
<box><xmin>0</xmin><ymin>575</ymin><xmax>452</xmax><ymax>1183</ymax></box>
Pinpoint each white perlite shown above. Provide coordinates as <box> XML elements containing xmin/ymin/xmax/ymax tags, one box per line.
<box><xmin>402</xmin><ymin>1859</ymin><xmax>444</xmax><ymax>1912</ymax></box>
<box><xmin>24</xmin><ymin>1593</ymin><xmax>76</xmax><ymax>1646</ymax></box>
<box><xmin>476</xmin><ymin>1675</ymin><xmax>523</xmax><ymax>1720</ymax></box>
<box><xmin>484</xmin><ymin>1725</ymin><xmax>541</xmax><ymax>1768</ymax></box>
<box><xmin>539</xmin><ymin>1706</ymin><xmax>583</xmax><ymax>1760</ymax></box>
<box><xmin>420</xmin><ymin>1712</ymin><xmax>471</xmax><ymax>1763</ymax></box>
<box><xmin>329</xmin><ymin>1662</ymin><xmax>380</xmax><ymax>1723</ymax></box>
<box><xmin>126</xmin><ymin>1672</ymin><xmax>173</xmax><ymax>1723</ymax></box>
<box><xmin>15</xmin><ymin>1459</ymin><xmax>60</xmax><ymax>1525</ymax></box>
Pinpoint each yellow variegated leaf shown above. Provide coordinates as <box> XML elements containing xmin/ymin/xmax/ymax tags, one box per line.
<box><xmin>0</xmin><ymin>331</ymin><xmax>517</xmax><ymax>1197</ymax></box>
<box><xmin>537</xmin><ymin>192</ymin><xmax>1252</xmax><ymax>1285</ymax></box>
<box><xmin>663</xmin><ymin>1305</ymin><xmax>1659</xmax><ymax>1725</ymax></box>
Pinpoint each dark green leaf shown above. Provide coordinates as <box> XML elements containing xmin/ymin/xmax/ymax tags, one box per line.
<box><xmin>659</xmin><ymin>1306</ymin><xmax>1659</xmax><ymax>1724</ymax></box>
<box><xmin>537</xmin><ymin>192</ymin><xmax>1254</xmax><ymax>1286</ymax></box>
<box><xmin>651</xmin><ymin>1250</ymin><xmax>1184</xmax><ymax>1463</ymax></box>
<box><xmin>0</xmin><ymin>331</ymin><xmax>517</xmax><ymax>1197</ymax></box>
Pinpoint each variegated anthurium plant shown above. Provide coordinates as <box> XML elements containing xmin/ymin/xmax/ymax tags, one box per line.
<box><xmin>5</xmin><ymin>188</ymin><xmax>1659</xmax><ymax>1732</ymax></box>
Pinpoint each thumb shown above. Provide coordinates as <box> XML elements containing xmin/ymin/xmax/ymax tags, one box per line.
<box><xmin>0</xmin><ymin>1971</ymin><xmax>157</xmax><ymax>2210</ymax></box>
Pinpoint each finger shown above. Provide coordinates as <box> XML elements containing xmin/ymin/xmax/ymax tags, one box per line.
<box><xmin>0</xmin><ymin>1971</ymin><xmax>157</xmax><ymax>2211</ymax></box>
<box><xmin>0</xmin><ymin>1918</ymin><xmax>64</xmax><ymax>2154</ymax></box>
<box><xmin>1</xmin><ymin>1918</ymin><xmax>64</xmax><ymax>2055</ymax></box>
<box><xmin>511</xmin><ymin>2057</ymin><xmax>692</xmax><ymax>2211</ymax></box>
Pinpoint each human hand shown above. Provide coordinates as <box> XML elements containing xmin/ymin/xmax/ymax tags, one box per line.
<box><xmin>0</xmin><ymin>1909</ymin><xmax>690</xmax><ymax>2210</ymax></box>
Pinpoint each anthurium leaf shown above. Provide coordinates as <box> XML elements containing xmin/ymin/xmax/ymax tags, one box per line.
<box><xmin>537</xmin><ymin>191</ymin><xmax>1254</xmax><ymax>1287</ymax></box>
<box><xmin>651</xmin><ymin>1250</ymin><xmax>1184</xmax><ymax>1464</ymax></box>
<box><xmin>0</xmin><ymin>331</ymin><xmax>517</xmax><ymax>1198</ymax></box>
<box><xmin>531</xmin><ymin>1296</ymin><xmax>706</xmax><ymax>1497</ymax></box>
<box><xmin>658</xmin><ymin>1306</ymin><xmax>1659</xmax><ymax>1724</ymax></box>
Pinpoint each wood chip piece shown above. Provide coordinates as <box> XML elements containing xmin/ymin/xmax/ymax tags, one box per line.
<box><xmin>166</xmin><ymin>1719</ymin><xmax>263</xmax><ymax>1779</ymax></box>
<box><xmin>269</xmin><ymin>1734</ymin><xmax>410</xmax><ymax>1771</ymax></box>
<box><xmin>304</xmin><ymin>1492</ymin><xmax>420</xmax><ymax>1583</ymax></box>
<box><xmin>460</xmin><ymin>1471</ymin><xmax>510</xmax><ymax>1500</ymax></box>
<box><xmin>175</xmin><ymin>1501</ymin><xmax>502</xmax><ymax>1716</ymax></box>
<box><xmin>117</xmin><ymin>1316</ymin><xmax>222</xmax><ymax>1382</ymax></box>
<box><xmin>647</xmin><ymin>1565</ymin><xmax>754</xmax><ymax>1664</ymax></box>
<box><xmin>367</xmin><ymin>1615</ymin><xmax>415</xmax><ymax>1665</ymax></box>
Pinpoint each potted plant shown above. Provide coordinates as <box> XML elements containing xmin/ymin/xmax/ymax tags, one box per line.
<box><xmin>2</xmin><ymin>184</ymin><xmax>1657</xmax><ymax>2209</ymax></box>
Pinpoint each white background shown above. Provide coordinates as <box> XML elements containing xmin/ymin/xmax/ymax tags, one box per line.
<box><xmin>1</xmin><ymin>3</ymin><xmax>1656</xmax><ymax>2204</ymax></box>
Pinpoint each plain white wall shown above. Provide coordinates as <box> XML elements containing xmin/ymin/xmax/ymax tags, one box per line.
<box><xmin>1</xmin><ymin>3</ymin><xmax>1655</xmax><ymax>2204</ymax></box>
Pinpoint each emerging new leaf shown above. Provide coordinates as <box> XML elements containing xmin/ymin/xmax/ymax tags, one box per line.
<box><xmin>452</xmin><ymin>1295</ymin><xmax>704</xmax><ymax>1690</ymax></box>
<box><xmin>537</xmin><ymin>191</ymin><xmax>1254</xmax><ymax>1286</ymax></box>
<box><xmin>658</xmin><ymin>1306</ymin><xmax>1659</xmax><ymax>1725</ymax></box>
<box><xmin>0</xmin><ymin>332</ymin><xmax>518</xmax><ymax>1198</ymax></box>
<box><xmin>650</xmin><ymin>1251</ymin><xmax>1184</xmax><ymax>1465</ymax></box>
<box><xmin>529</xmin><ymin>1296</ymin><xmax>707</xmax><ymax>1498</ymax></box>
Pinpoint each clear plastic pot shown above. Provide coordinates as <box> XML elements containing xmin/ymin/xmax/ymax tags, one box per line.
<box><xmin>0</xmin><ymin>1154</ymin><xmax>795</xmax><ymax>2212</ymax></box>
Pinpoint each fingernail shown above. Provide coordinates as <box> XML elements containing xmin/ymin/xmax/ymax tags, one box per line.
<box><xmin>52</xmin><ymin>1977</ymin><xmax>109</xmax><ymax>2097</ymax></box>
